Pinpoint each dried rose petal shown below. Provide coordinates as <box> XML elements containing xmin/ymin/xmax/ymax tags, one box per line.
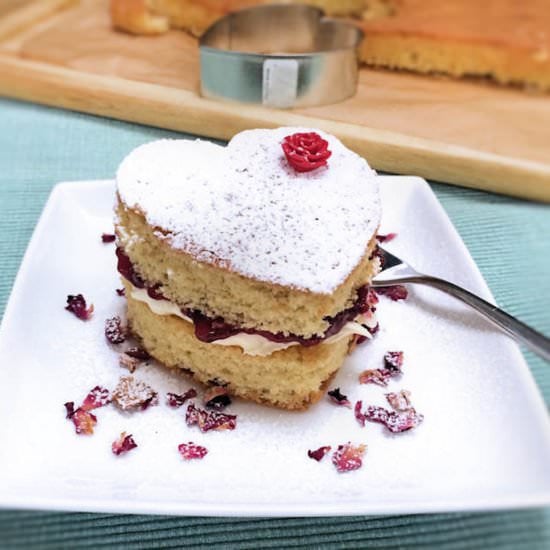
<box><xmin>376</xmin><ymin>285</ymin><xmax>408</xmax><ymax>301</ymax></box>
<box><xmin>178</xmin><ymin>442</ymin><xmax>208</xmax><ymax>460</ymax></box>
<box><xmin>327</xmin><ymin>388</ymin><xmax>351</xmax><ymax>408</ymax></box>
<box><xmin>185</xmin><ymin>403</ymin><xmax>237</xmax><ymax>432</ymax></box>
<box><xmin>119</xmin><ymin>353</ymin><xmax>139</xmax><ymax>373</ymax></box>
<box><xmin>359</xmin><ymin>352</ymin><xmax>403</xmax><ymax>386</ymax></box>
<box><xmin>64</xmin><ymin>386</ymin><xmax>110</xmax><ymax>435</ymax></box>
<box><xmin>125</xmin><ymin>347</ymin><xmax>151</xmax><ymax>361</ymax></box>
<box><xmin>386</xmin><ymin>390</ymin><xmax>413</xmax><ymax>412</ymax></box>
<box><xmin>384</xmin><ymin>351</ymin><xmax>404</xmax><ymax>372</ymax></box>
<box><xmin>203</xmin><ymin>386</ymin><xmax>231</xmax><ymax>410</ymax></box>
<box><xmin>369</xmin><ymin>323</ymin><xmax>380</xmax><ymax>335</ymax></box>
<box><xmin>308</xmin><ymin>446</ymin><xmax>332</xmax><ymax>461</ymax></box>
<box><xmin>354</xmin><ymin>400</ymin><xmax>367</xmax><ymax>427</ymax></box>
<box><xmin>332</xmin><ymin>442</ymin><xmax>367</xmax><ymax>473</ymax></box>
<box><xmin>116</xmin><ymin>287</ymin><xmax>126</xmax><ymax>297</ymax></box>
<box><xmin>81</xmin><ymin>386</ymin><xmax>111</xmax><ymax>411</ymax></box>
<box><xmin>101</xmin><ymin>233</ymin><xmax>116</xmax><ymax>243</ymax></box>
<box><xmin>105</xmin><ymin>316</ymin><xmax>126</xmax><ymax>345</ymax></box>
<box><xmin>70</xmin><ymin>408</ymin><xmax>97</xmax><ymax>435</ymax></box>
<box><xmin>358</xmin><ymin>368</ymin><xmax>394</xmax><ymax>386</ymax></box>
<box><xmin>65</xmin><ymin>294</ymin><xmax>94</xmax><ymax>320</ymax></box>
<box><xmin>112</xmin><ymin>376</ymin><xmax>158</xmax><ymax>411</ymax></box>
<box><xmin>166</xmin><ymin>389</ymin><xmax>197</xmax><ymax>408</ymax></box>
<box><xmin>64</xmin><ymin>401</ymin><xmax>75</xmax><ymax>419</ymax></box>
<box><xmin>112</xmin><ymin>432</ymin><xmax>138</xmax><ymax>456</ymax></box>
<box><xmin>375</xmin><ymin>233</ymin><xmax>397</xmax><ymax>243</ymax></box>
<box><xmin>357</xmin><ymin>403</ymin><xmax>424</xmax><ymax>433</ymax></box>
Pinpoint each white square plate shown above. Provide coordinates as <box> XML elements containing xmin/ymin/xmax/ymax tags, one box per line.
<box><xmin>1</xmin><ymin>178</ymin><xmax>549</xmax><ymax>517</ymax></box>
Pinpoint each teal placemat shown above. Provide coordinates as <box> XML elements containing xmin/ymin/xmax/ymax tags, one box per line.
<box><xmin>0</xmin><ymin>97</ymin><xmax>549</xmax><ymax>549</ymax></box>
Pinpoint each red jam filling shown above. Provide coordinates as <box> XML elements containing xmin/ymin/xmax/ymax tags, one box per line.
<box><xmin>116</xmin><ymin>247</ymin><xmax>377</xmax><ymax>346</ymax></box>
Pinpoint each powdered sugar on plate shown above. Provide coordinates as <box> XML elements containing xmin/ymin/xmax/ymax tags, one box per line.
<box><xmin>116</xmin><ymin>128</ymin><xmax>380</xmax><ymax>294</ymax></box>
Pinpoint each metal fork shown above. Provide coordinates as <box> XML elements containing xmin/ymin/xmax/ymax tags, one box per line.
<box><xmin>372</xmin><ymin>246</ymin><xmax>550</xmax><ymax>362</ymax></box>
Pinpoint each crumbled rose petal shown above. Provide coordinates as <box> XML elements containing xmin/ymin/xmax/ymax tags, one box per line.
<box><xmin>65</xmin><ymin>294</ymin><xmax>94</xmax><ymax>320</ymax></box>
<box><xmin>308</xmin><ymin>446</ymin><xmax>332</xmax><ymax>461</ymax></box>
<box><xmin>105</xmin><ymin>316</ymin><xmax>126</xmax><ymax>344</ymax></box>
<box><xmin>125</xmin><ymin>347</ymin><xmax>151</xmax><ymax>361</ymax></box>
<box><xmin>386</xmin><ymin>390</ymin><xmax>413</xmax><ymax>412</ymax></box>
<box><xmin>359</xmin><ymin>352</ymin><xmax>404</xmax><ymax>386</ymax></box>
<box><xmin>112</xmin><ymin>432</ymin><xmax>138</xmax><ymax>456</ymax></box>
<box><xmin>119</xmin><ymin>352</ymin><xmax>140</xmax><ymax>373</ymax></box>
<box><xmin>332</xmin><ymin>442</ymin><xmax>367</xmax><ymax>473</ymax></box>
<box><xmin>112</xmin><ymin>376</ymin><xmax>158</xmax><ymax>411</ymax></box>
<box><xmin>203</xmin><ymin>386</ymin><xmax>231</xmax><ymax>410</ymax></box>
<box><xmin>64</xmin><ymin>386</ymin><xmax>110</xmax><ymax>435</ymax></box>
<box><xmin>327</xmin><ymin>388</ymin><xmax>351</xmax><ymax>408</ymax></box>
<box><xmin>69</xmin><ymin>408</ymin><xmax>97</xmax><ymax>435</ymax></box>
<box><xmin>101</xmin><ymin>233</ymin><xmax>116</xmax><ymax>243</ymax></box>
<box><xmin>166</xmin><ymin>389</ymin><xmax>197</xmax><ymax>408</ymax></box>
<box><xmin>384</xmin><ymin>351</ymin><xmax>404</xmax><ymax>372</ymax></box>
<box><xmin>376</xmin><ymin>285</ymin><xmax>408</xmax><ymax>301</ymax></box>
<box><xmin>178</xmin><ymin>442</ymin><xmax>208</xmax><ymax>460</ymax></box>
<box><xmin>116</xmin><ymin>287</ymin><xmax>126</xmax><ymax>297</ymax></box>
<box><xmin>358</xmin><ymin>368</ymin><xmax>395</xmax><ymax>386</ymax></box>
<box><xmin>185</xmin><ymin>403</ymin><xmax>237</xmax><ymax>432</ymax></box>
<box><xmin>354</xmin><ymin>400</ymin><xmax>367</xmax><ymax>427</ymax></box>
<box><xmin>376</xmin><ymin>232</ymin><xmax>397</xmax><ymax>243</ymax></box>
<box><xmin>357</xmin><ymin>403</ymin><xmax>424</xmax><ymax>433</ymax></box>
<box><xmin>81</xmin><ymin>386</ymin><xmax>111</xmax><ymax>411</ymax></box>
<box><xmin>64</xmin><ymin>401</ymin><xmax>75</xmax><ymax>419</ymax></box>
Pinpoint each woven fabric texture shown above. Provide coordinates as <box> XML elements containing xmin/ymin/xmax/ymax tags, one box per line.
<box><xmin>0</xmin><ymin>98</ymin><xmax>549</xmax><ymax>549</ymax></box>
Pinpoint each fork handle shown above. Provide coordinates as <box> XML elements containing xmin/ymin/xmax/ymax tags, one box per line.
<box><xmin>374</xmin><ymin>276</ymin><xmax>550</xmax><ymax>362</ymax></box>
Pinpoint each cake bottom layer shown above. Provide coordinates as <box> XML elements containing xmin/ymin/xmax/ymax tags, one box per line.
<box><xmin>127</xmin><ymin>295</ymin><xmax>358</xmax><ymax>410</ymax></box>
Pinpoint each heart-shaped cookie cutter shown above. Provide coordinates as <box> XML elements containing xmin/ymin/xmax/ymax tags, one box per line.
<box><xmin>199</xmin><ymin>4</ymin><xmax>363</xmax><ymax>108</ymax></box>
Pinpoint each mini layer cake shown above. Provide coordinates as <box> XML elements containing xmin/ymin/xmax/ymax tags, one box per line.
<box><xmin>115</xmin><ymin>127</ymin><xmax>381</xmax><ymax>409</ymax></box>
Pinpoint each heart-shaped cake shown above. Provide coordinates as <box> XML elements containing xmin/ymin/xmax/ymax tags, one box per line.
<box><xmin>115</xmin><ymin>127</ymin><xmax>381</xmax><ymax>409</ymax></box>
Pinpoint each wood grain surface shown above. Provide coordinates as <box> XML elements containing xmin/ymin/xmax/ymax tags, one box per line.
<box><xmin>1</xmin><ymin>0</ymin><xmax>549</xmax><ymax>201</ymax></box>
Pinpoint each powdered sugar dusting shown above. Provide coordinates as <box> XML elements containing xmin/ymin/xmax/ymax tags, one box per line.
<box><xmin>116</xmin><ymin>128</ymin><xmax>380</xmax><ymax>293</ymax></box>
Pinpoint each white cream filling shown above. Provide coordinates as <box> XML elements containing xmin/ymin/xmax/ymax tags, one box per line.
<box><xmin>130</xmin><ymin>286</ymin><xmax>373</xmax><ymax>357</ymax></box>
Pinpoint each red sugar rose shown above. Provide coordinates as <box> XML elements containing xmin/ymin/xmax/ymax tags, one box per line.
<box><xmin>282</xmin><ymin>132</ymin><xmax>331</xmax><ymax>173</ymax></box>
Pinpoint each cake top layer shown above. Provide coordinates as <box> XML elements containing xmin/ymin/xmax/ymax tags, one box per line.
<box><xmin>361</xmin><ymin>1</ymin><xmax>550</xmax><ymax>53</ymax></box>
<box><xmin>116</xmin><ymin>127</ymin><xmax>380</xmax><ymax>294</ymax></box>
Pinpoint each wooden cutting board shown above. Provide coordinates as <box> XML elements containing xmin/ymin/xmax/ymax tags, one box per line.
<box><xmin>1</xmin><ymin>0</ymin><xmax>549</xmax><ymax>201</ymax></box>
